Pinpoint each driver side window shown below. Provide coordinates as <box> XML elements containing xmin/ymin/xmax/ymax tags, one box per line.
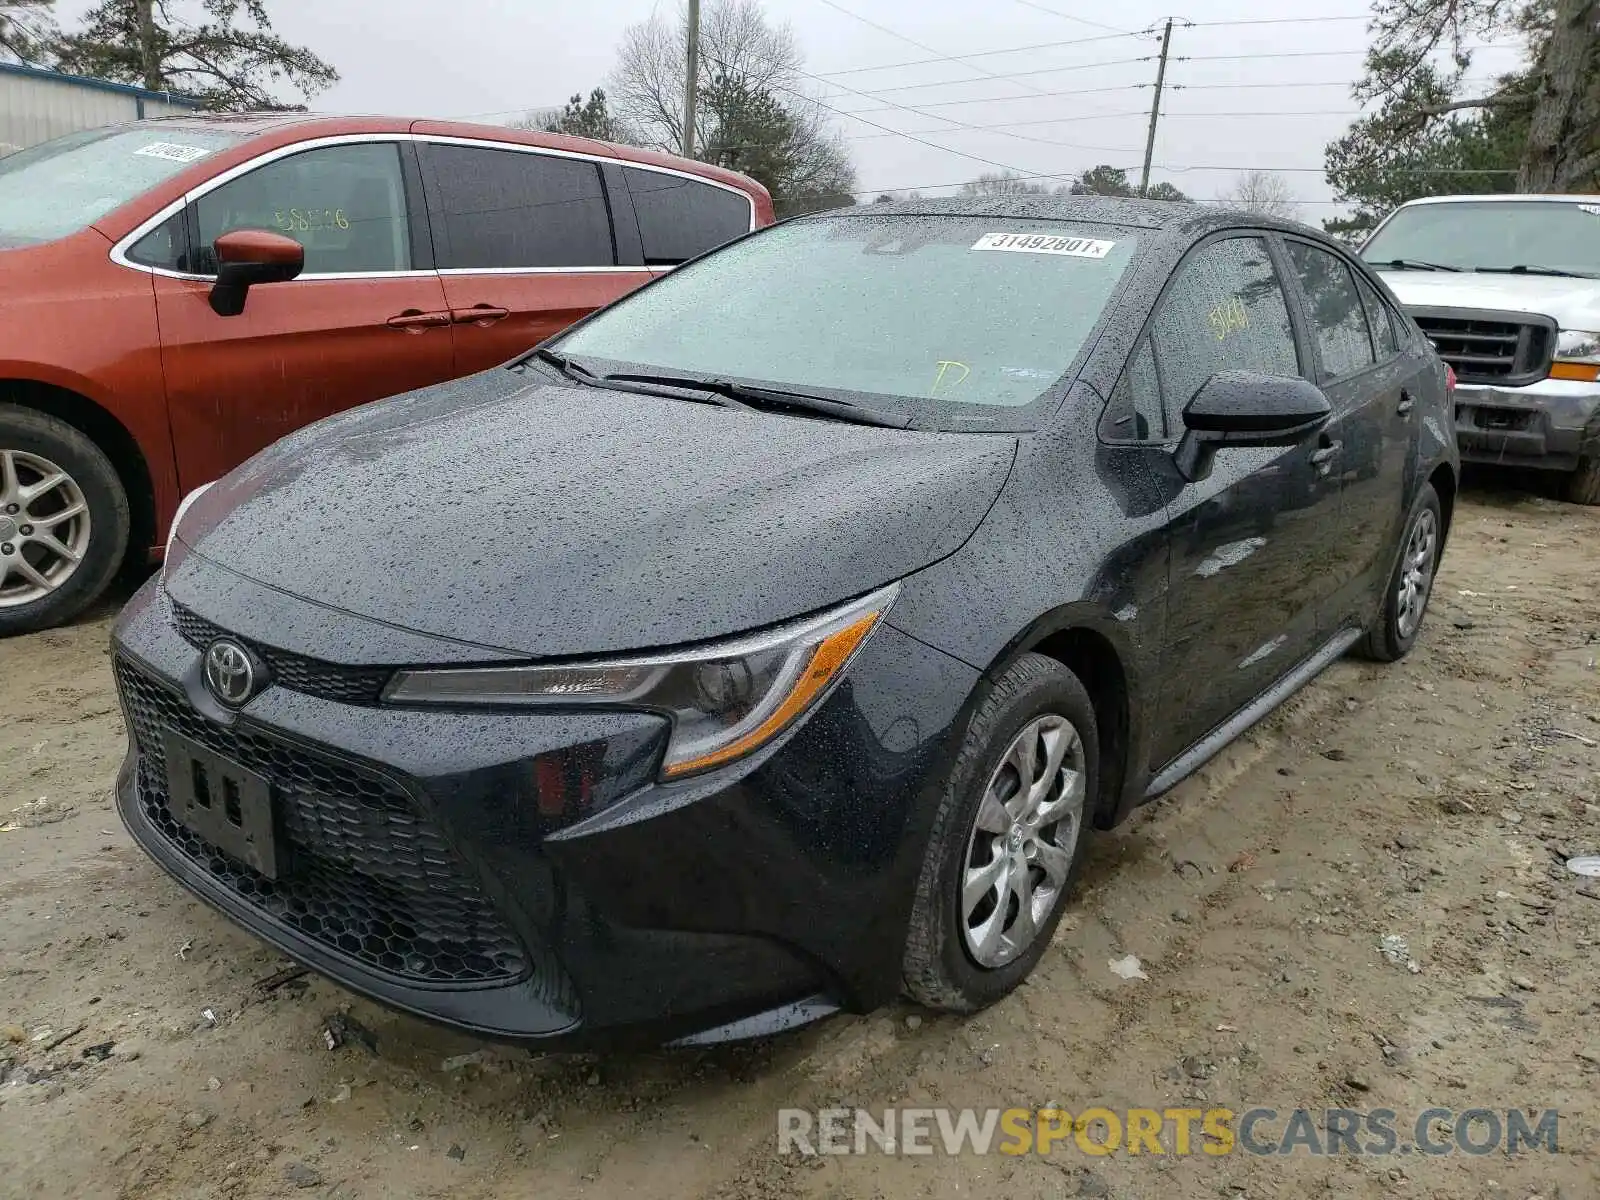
<box><xmin>191</xmin><ymin>142</ymin><xmax>412</xmax><ymax>276</ymax></box>
<box><xmin>1107</xmin><ymin>236</ymin><xmax>1301</xmax><ymax>442</ymax></box>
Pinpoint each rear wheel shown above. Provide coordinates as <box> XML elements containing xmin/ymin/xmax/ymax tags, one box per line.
<box><xmin>0</xmin><ymin>404</ymin><xmax>129</xmax><ymax>636</ymax></box>
<box><xmin>1356</xmin><ymin>482</ymin><xmax>1441</xmax><ymax>663</ymax></box>
<box><xmin>903</xmin><ymin>653</ymin><xmax>1097</xmax><ymax>1012</ymax></box>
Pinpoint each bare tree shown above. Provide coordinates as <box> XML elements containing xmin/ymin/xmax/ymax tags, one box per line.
<box><xmin>959</xmin><ymin>171</ymin><xmax>1057</xmax><ymax>197</ymax></box>
<box><xmin>1</xmin><ymin>0</ymin><xmax>54</xmax><ymax>63</ymax></box>
<box><xmin>1218</xmin><ymin>170</ymin><xmax>1300</xmax><ymax>219</ymax></box>
<box><xmin>608</xmin><ymin>0</ymin><xmax>855</xmax><ymax>213</ymax></box>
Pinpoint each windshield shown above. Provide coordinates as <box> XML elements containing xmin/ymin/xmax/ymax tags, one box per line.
<box><xmin>0</xmin><ymin>125</ymin><xmax>245</xmax><ymax>247</ymax></box>
<box><xmin>553</xmin><ymin>214</ymin><xmax>1141</xmax><ymax>427</ymax></box>
<box><xmin>1362</xmin><ymin>200</ymin><xmax>1600</xmax><ymax>276</ymax></box>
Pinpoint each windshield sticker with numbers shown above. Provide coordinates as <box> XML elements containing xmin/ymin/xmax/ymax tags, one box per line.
<box><xmin>1581</xmin><ymin>204</ymin><xmax>1600</xmax><ymax>216</ymax></box>
<box><xmin>971</xmin><ymin>232</ymin><xmax>1116</xmax><ymax>257</ymax></box>
<box><xmin>135</xmin><ymin>142</ymin><xmax>211</xmax><ymax>163</ymax></box>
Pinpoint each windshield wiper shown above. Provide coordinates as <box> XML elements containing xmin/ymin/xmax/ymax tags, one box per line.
<box><xmin>595</xmin><ymin>371</ymin><xmax>759</xmax><ymax>412</ymax></box>
<box><xmin>527</xmin><ymin>346</ymin><xmax>601</xmax><ymax>383</ymax></box>
<box><xmin>1369</xmin><ymin>257</ymin><xmax>1461</xmax><ymax>272</ymax></box>
<box><xmin>1475</xmin><ymin>264</ymin><xmax>1598</xmax><ymax>279</ymax></box>
<box><xmin>602</xmin><ymin>372</ymin><xmax>911</xmax><ymax>428</ymax></box>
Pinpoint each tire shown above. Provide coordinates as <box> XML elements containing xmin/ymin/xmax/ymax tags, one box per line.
<box><xmin>903</xmin><ymin>652</ymin><xmax>1099</xmax><ymax>1012</ymax></box>
<box><xmin>0</xmin><ymin>404</ymin><xmax>130</xmax><ymax>636</ymax></box>
<box><xmin>1356</xmin><ymin>482</ymin><xmax>1442</xmax><ymax>663</ymax></box>
<box><xmin>1564</xmin><ymin>454</ymin><xmax>1600</xmax><ymax>506</ymax></box>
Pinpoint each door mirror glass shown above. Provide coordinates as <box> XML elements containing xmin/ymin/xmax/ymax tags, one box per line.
<box><xmin>209</xmin><ymin>229</ymin><xmax>304</xmax><ymax>316</ymax></box>
<box><xmin>1175</xmin><ymin>370</ymin><xmax>1330</xmax><ymax>481</ymax></box>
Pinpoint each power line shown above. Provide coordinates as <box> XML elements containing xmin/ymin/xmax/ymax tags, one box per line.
<box><xmin>821</xmin><ymin>54</ymin><xmax>1154</xmax><ymax>98</ymax></box>
<box><xmin>1008</xmin><ymin>0</ymin><xmax>1135</xmax><ymax>36</ymax></box>
<box><xmin>841</xmin><ymin>109</ymin><xmax>1364</xmax><ymax>139</ymax></box>
<box><xmin>1181</xmin><ymin>42</ymin><xmax>1514</xmax><ymax>63</ymax></box>
<box><xmin>842</xmin><ymin>109</ymin><xmax>1149</xmax><ymax>138</ymax></box>
<box><xmin>714</xmin><ymin>47</ymin><xmax>1166</xmax><ymax>163</ymax></box>
<box><xmin>832</xmin><ymin>73</ymin><xmax>1396</xmax><ymax>117</ymax></box>
<box><xmin>703</xmin><ymin>49</ymin><xmax>1045</xmax><ymax>179</ymax></box>
<box><xmin>808</xmin><ymin>0</ymin><xmax>1058</xmax><ymax>98</ymax></box>
<box><xmin>815</xmin><ymin>29</ymin><xmax>1149</xmax><ymax>78</ymax></box>
<box><xmin>837</xmin><ymin>82</ymin><xmax>1151</xmax><ymax>116</ymax></box>
<box><xmin>1186</xmin><ymin>13</ymin><xmax>1372</xmax><ymax>27</ymax></box>
<box><xmin>1174</xmin><ymin>80</ymin><xmax>1372</xmax><ymax>90</ymax></box>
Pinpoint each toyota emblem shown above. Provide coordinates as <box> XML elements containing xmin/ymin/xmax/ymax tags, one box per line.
<box><xmin>204</xmin><ymin>639</ymin><xmax>261</xmax><ymax>707</ymax></box>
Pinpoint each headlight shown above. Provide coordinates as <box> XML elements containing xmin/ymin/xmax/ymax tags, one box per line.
<box><xmin>383</xmin><ymin>584</ymin><xmax>900</xmax><ymax>779</ymax></box>
<box><xmin>1552</xmin><ymin>329</ymin><xmax>1600</xmax><ymax>382</ymax></box>
<box><xmin>162</xmin><ymin>481</ymin><xmax>215</xmax><ymax>582</ymax></box>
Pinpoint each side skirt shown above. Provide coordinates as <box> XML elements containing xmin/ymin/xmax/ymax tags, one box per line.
<box><xmin>1142</xmin><ymin>627</ymin><xmax>1363</xmax><ymax>801</ymax></box>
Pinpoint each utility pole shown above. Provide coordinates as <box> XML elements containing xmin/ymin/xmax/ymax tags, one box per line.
<box><xmin>683</xmin><ymin>0</ymin><xmax>701</xmax><ymax>159</ymax></box>
<box><xmin>1139</xmin><ymin>18</ymin><xmax>1174</xmax><ymax>198</ymax></box>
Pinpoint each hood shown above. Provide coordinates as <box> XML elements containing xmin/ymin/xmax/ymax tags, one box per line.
<box><xmin>1376</xmin><ymin>270</ymin><xmax>1600</xmax><ymax>332</ymax></box>
<box><xmin>178</xmin><ymin>369</ymin><xmax>1017</xmax><ymax>660</ymax></box>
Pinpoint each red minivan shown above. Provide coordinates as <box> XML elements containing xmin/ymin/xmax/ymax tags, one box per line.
<box><xmin>0</xmin><ymin>114</ymin><xmax>774</xmax><ymax>633</ymax></box>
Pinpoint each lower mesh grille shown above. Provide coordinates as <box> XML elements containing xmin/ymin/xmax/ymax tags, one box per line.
<box><xmin>115</xmin><ymin>656</ymin><xmax>534</xmax><ymax>988</ymax></box>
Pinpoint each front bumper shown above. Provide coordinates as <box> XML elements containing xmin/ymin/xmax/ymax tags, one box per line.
<box><xmin>110</xmin><ymin>577</ymin><xmax>978</xmax><ymax>1047</ymax></box>
<box><xmin>1453</xmin><ymin>378</ymin><xmax>1600</xmax><ymax>471</ymax></box>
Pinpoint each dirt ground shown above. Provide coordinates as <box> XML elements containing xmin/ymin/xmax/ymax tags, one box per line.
<box><xmin>2</xmin><ymin>470</ymin><xmax>1598</xmax><ymax>1200</ymax></box>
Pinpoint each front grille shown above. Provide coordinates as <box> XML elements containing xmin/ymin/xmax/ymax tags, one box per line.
<box><xmin>115</xmin><ymin>656</ymin><xmax>534</xmax><ymax>988</ymax></box>
<box><xmin>171</xmin><ymin>601</ymin><xmax>393</xmax><ymax>706</ymax></box>
<box><xmin>1412</xmin><ymin>310</ymin><xmax>1555</xmax><ymax>386</ymax></box>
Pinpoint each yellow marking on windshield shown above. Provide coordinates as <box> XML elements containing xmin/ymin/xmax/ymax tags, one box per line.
<box><xmin>932</xmin><ymin>360</ymin><xmax>971</xmax><ymax>394</ymax></box>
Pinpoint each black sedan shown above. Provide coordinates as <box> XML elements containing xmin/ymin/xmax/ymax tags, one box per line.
<box><xmin>112</xmin><ymin>197</ymin><xmax>1457</xmax><ymax>1047</ymax></box>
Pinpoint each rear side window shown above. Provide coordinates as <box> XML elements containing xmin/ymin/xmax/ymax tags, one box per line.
<box><xmin>425</xmin><ymin>145</ymin><xmax>614</xmax><ymax>269</ymax></box>
<box><xmin>193</xmin><ymin>142</ymin><xmax>412</xmax><ymax>275</ymax></box>
<box><xmin>1353</xmin><ymin>271</ymin><xmax>1399</xmax><ymax>359</ymax></box>
<box><xmin>1286</xmin><ymin>241</ymin><xmax>1375</xmax><ymax>379</ymax></box>
<box><xmin>624</xmin><ymin>167</ymin><xmax>752</xmax><ymax>265</ymax></box>
<box><xmin>1146</xmin><ymin>236</ymin><xmax>1301</xmax><ymax>433</ymax></box>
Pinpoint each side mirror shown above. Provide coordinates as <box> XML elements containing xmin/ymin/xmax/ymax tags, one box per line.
<box><xmin>1174</xmin><ymin>370</ymin><xmax>1331</xmax><ymax>482</ymax></box>
<box><xmin>208</xmin><ymin>230</ymin><xmax>304</xmax><ymax>317</ymax></box>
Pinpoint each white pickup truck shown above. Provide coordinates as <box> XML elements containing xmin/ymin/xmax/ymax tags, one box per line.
<box><xmin>1360</xmin><ymin>194</ymin><xmax>1600</xmax><ymax>504</ymax></box>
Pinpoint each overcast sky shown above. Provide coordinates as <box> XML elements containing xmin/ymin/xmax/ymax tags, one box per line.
<box><xmin>63</xmin><ymin>0</ymin><xmax>1529</xmax><ymax>211</ymax></box>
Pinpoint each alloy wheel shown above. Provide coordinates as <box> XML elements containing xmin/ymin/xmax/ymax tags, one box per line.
<box><xmin>1395</xmin><ymin>506</ymin><xmax>1438</xmax><ymax>640</ymax></box>
<box><xmin>0</xmin><ymin>449</ymin><xmax>93</xmax><ymax>609</ymax></box>
<box><xmin>960</xmin><ymin>713</ymin><xmax>1087</xmax><ymax>969</ymax></box>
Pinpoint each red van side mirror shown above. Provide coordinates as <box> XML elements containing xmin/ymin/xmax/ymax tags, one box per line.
<box><xmin>209</xmin><ymin>229</ymin><xmax>305</xmax><ymax>316</ymax></box>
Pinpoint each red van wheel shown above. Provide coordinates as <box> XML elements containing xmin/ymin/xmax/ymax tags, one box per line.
<box><xmin>0</xmin><ymin>404</ymin><xmax>129</xmax><ymax>635</ymax></box>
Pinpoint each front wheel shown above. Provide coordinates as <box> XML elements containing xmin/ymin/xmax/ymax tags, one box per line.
<box><xmin>1356</xmin><ymin>482</ymin><xmax>1442</xmax><ymax>663</ymax></box>
<box><xmin>0</xmin><ymin>404</ymin><xmax>130</xmax><ymax>636</ymax></box>
<box><xmin>1564</xmin><ymin>453</ymin><xmax>1600</xmax><ymax>506</ymax></box>
<box><xmin>903</xmin><ymin>653</ymin><xmax>1098</xmax><ymax>1012</ymax></box>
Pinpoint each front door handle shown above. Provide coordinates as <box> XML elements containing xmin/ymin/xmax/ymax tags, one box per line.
<box><xmin>386</xmin><ymin>309</ymin><xmax>452</xmax><ymax>331</ymax></box>
<box><xmin>451</xmin><ymin>304</ymin><xmax>511</xmax><ymax>326</ymax></box>
<box><xmin>1397</xmin><ymin>390</ymin><xmax>1415</xmax><ymax>415</ymax></box>
<box><xmin>1310</xmin><ymin>440</ymin><xmax>1342</xmax><ymax>476</ymax></box>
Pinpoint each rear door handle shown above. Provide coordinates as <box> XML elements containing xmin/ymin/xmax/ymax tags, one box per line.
<box><xmin>1310</xmin><ymin>440</ymin><xmax>1342</xmax><ymax>476</ymax></box>
<box><xmin>1397</xmin><ymin>390</ymin><xmax>1415</xmax><ymax>415</ymax></box>
<box><xmin>386</xmin><ymin>309</ymin><xmax>452</xmax><ymax>331</ymax></box>
<box><xmin>451</xmin><ymin>305</ymin><xmax>511</xmax><ymax>326</ymax></box>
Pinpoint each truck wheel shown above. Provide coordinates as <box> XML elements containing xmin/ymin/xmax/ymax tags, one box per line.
<box><xmin>1564</xmin><ymin>455</ymin><xmax>1600</xmax><ymax>506</ymax></box>
<box><xmin>0</xmin><ymin>404</ymin><xmax>130</xmax><ymax>636</ymax></box>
